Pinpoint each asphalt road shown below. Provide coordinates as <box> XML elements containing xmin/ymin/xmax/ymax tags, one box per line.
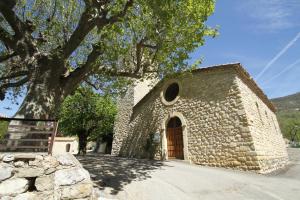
<box><xmin>78</xmin><ymin>148</ymin><xmax>300</xmax><ymax>200</ymax></box>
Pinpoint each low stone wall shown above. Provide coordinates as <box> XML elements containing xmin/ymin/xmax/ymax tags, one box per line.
<box><xmin>0</xmin><ymin>153</ymin><xmax>98</xmax><ymax>200</ymax></box>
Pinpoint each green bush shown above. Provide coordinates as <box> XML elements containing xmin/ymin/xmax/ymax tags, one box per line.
<box><xmin>0</xmin><ymin>121</ymin><xmax>9</xmax><ymax>140</ymax></box>
<box><xmin>276</xmin><ymin>110</ymin><xmax>300</xmax><ymax>142</ymax></box>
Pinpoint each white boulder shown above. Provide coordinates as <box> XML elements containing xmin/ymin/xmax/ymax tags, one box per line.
<box><xmin>55</xmin><ymin>167</ymin><xmax>90</xmax><ymax>186</ymax></box>
<box><xmin>0</xmin><ymin>178</ymin><xmax>28</xmax><ymax>196</ymax></box>
<box><xmin>0</xmin><ymin>164</ymin><xmax>13</xmax><ymax>182</ymax></box>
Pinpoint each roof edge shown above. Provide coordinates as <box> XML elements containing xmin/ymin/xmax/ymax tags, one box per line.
<box><xmin>232</xmin><ymin>63</ymin><xmax>276</xmax><ymax>112</ymax></box>
<box><xmin>133</xmin><ymin>63</ymin><xmax>276</xmax><ymax>113</ymax></box>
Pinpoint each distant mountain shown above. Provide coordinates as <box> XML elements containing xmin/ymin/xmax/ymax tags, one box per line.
<box><xmin>271</xmin><ymin>92</ymin><xmax>300</xmax><ymax>141</ymax></box>
<box><xmin>271</xmin><ymin>92</ymin><xmax>300</xmax><ymax>112</ymax></box>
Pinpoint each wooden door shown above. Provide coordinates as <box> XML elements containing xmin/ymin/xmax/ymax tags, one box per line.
<box><xmin>167</xmin><ymin>126</ymin><xmax>183</xmax><ymax>159</ymax></box>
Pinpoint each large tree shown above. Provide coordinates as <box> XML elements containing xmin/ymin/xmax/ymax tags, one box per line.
<box><xmin>0</xmin><ymin>0</ymin><xmax>216</xmax><ymax>118</ymax></box>
<box><xmin>59</xmin><ymin>88</ymin><xmax>117</xmax><ymax>155</ymax></box>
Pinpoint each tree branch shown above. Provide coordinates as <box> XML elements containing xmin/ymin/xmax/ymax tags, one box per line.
<box><xmin>59</xmin><ymin>0</ymin><xmax>136</xmax><ymax>91</ymax></box>
<box><xmin>0</xmin><ymin>51</ymin><xmax>17</xmax><ymax>63</ymax></box>
<box><xmin>103</xmin><ymin>70</ymin><xmax>142</xmax><ymax>78</ymax></box>
<box><xmin>84</xmin><ymin>79</ymin><xmax>99</xmax><ymax>90</ymax></box>
<box><xmin>49</xmin><ymin>0</ymin><xmax>58</xmax><ymax>22</ymax></box>
<box><xmin>0</xmin><ymin>70</ymin><xmax>28</xmax><ymax>81</ymax></box>
<box><xmin>136</xmin><ymin>42</ymin><xmax>142</xmax><ymax>72</ymax></box>
<box><xmin>0</xmin><ymin>1</ymin><xmax>37</xmax><ymax>58</ymax></box>
<box><xmin>0</xmin><ymin>0</ymin><xmax>25</xmax><ymax>38</ymax></box>
<box><xmin>64</xmin><ymin>44</ymin><xmax>104</xmax><ymax>90</ymax></box>
<box><xmin>105</xmin><ymin>0</ymin><xmax>134</xmax><ymax>24</ymax></box>
<box><xmin>61</xmin><ymin>0</ymin><xmax>134</xmax><ymax>59</ymax></box>
<box><xmin>60</xmin><ymin>0</ymin><xmax>105</xmax><ymax>59</ymax></box>
<box><xmin>61</xmin><ymin>9</ymin><xmax>96</xmax><ymax>59</ymax></box>
<box><xmin>0</xmin><ymin>75</ymin><xmax>29</xmax><ymax>90</ymax></box>
<box><xmin>140</xmin><ymin>44</ymin><xmax>158</xmax><ymax>49</ymax></box>
<box><xmin>0</xmin><ymin>26</ymin><xmax>15</xmax><ymax>49</ymax></box>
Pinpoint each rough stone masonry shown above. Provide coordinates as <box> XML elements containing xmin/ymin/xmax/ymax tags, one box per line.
<box><xmin>0</xmin><ymin>153</ymin><xmax>98</xmax><ymax>200</ymax></box>
<box><xmin>112</xmin><ymin>63</ymin><xmax>289</xmax><ymax>174</ymax></box>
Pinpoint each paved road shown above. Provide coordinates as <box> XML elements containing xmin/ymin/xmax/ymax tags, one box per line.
<box><xmin>78</xmin><ymin>148</ymin><xmax>300</xmax><ymax>200</ymax></box>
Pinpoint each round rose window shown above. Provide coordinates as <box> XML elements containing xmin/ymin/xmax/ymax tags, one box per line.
<box><xmin>164</xmin><ymin>82</ymin><xmax>179</xmax><ymax>102</ymax></box>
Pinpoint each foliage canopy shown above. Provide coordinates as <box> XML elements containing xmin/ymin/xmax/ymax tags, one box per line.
<box><xmin>58</xmin><ymin>88</ymin><xmax>117</xmax><ymax>141</ymax></box>
<box><xmin>277</xmin><ymin>110</ymin><xmax>300</xmax><ymax>143</ymax></box>
<box><xmin>0</xmin><ymin>0</ymin><xmax>216</xmax><ymax>117</ymax></box>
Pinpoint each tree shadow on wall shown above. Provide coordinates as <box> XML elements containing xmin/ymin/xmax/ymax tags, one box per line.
<box><xmin>121</xmin><ymin>104</ymin><xmax>160</xmax><ymax>159</ymax></box>
<box><xmin>77</xmin><ymin>154</ymin><xmax>167</xmax><ymax>195</ymax></box>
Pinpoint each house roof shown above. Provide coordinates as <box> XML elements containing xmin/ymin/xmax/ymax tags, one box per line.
<box><xmin>133</xmin><ymin>63</ymin><xmax>276</xmax><ymax>112</ymax></box>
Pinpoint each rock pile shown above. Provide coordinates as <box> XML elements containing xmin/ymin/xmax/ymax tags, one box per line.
<box><xmin>0</xmin><ymin>153</ymin><xmax>98</xmax><ymax>199</ymax></box>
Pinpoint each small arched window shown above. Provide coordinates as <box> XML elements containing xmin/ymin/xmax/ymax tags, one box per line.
<box><xmin>66</xmin><ymin>144</ymin><xmax>71</xmax><ymax>152</ymax></box>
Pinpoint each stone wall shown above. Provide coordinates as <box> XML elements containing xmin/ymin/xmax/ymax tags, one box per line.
<box><xmin>0</xmin><ymin>153</ymin><xmax>98</xmax><ymax>200</ymax></box>
<box><xmin>236</xmin><ymin>77</ymin><xmax>289</xmax><ymax>173</ymax></box>
<box><xmin>112</xmin><ymin>66</ymin><xmax>288</xmax><ymax>173</ymax></box>
<box><xmin>111</xmin><ymin>88</ymin><xmax>134</xmax><ymax>156</ymax></box>
<box><xmin>112</xmin><ymin>78</ymin><xmax>158</xmax><ymax>156</ymax></box>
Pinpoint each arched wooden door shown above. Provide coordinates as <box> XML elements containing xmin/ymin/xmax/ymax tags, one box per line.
<box><xmin>167</xmin><ymin>117</ymin><xmax>184</xmax><ymax>159</ymax></box>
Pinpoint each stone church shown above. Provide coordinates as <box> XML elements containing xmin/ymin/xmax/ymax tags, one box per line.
<box><xmin>111</xmin><ymin>63</ymin><xmax>288</xmax><ymax>173</ymax></box>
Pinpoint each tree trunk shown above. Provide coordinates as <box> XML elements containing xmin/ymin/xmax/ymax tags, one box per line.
<box><xmin>93</xmin><ymin>137</ymin><xmax>102</xmax><ymax>153</ymax></box>
<box><xmin>14</xmin><ymin>55</ymin><xmax>72</xmax><ymax>119</ymax></box>
<box><xmin>16</xmin><ymin>84</ymin><xmax>63</xmax><ymax>119</ymax></box>
<box><xmin>8</xmin><ymin>59</ymin><xmax>68</xmax><ymax>151</ymax></box>
<box><xmin>77</xmin><ymin>131</ymin><xmax>88</xmax><ymax>156</ymax></box>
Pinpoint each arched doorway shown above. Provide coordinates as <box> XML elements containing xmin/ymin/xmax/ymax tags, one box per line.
<box><xmin>167</xmin><ymin>117</ymin><xmax>184</xmax><ymax>159</ymax></box>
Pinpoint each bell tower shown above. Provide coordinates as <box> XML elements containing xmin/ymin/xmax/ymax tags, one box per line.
<box><xmin>132</xmin><ymin>77</ymin><xmax>158</xmax><ymax>106</ymax></box>
<box><xmin>111</xmin><ymin>74</ymin><xmax>159</xmax><ymax>156</ymax></box>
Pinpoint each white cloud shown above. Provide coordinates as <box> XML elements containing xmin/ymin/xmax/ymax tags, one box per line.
<box><xmin>237</xmin><ymin>0</ymin><xmax>300</xmax><ymax>32</ymax></box>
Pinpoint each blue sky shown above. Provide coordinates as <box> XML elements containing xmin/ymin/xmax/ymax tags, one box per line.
<box><xmin>1</xmin><ymin>0</ymin><xmax>300</xmax><ymax>117</ymax></box>
<box><xmin>192</xmin><ymin>0</ymin><xmax>300</xmax><ymax>98</ymax></box>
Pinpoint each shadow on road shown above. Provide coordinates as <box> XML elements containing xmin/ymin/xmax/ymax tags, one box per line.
<box><xmin>77</xmin><ymin>154</ymin><xmax>166</xmax><ymax>195</ymax></box>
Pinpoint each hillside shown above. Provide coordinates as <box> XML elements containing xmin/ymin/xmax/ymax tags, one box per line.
<box><xmin>272</xmin><ymin>92</ymin><xmax>300</xmax><ymax>111</ymax></box>
<box><xmin>271</xmin><ymin>92</ymin><xmax>300</xmax><ymax>142</ymax></box>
